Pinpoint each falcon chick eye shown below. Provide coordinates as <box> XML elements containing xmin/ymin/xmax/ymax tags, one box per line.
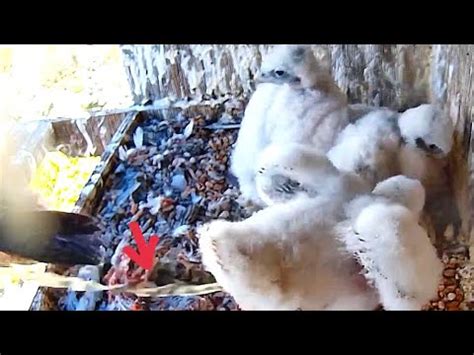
<box><xmin>274</xmin><ymin>70</ymin><xmax>286</xmax><ymax>77</ymax></box>
<box><xmin>429</xmin><ymin>144</ymin><xmax>443</xmax><ymax>154</ymax></box>
<box><xmin>415</xmin><ymin>138</ymin><xmax>428</xmax><ymax>150</ymax></box>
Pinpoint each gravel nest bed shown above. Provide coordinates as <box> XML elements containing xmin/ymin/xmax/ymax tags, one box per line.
<box><xmin>425</xmin><ymin>247</ymin><xmax>474</xmax><ymax>311</ymax></box>
<box><xmin>56</xmin><ymin>101</ymin><xmax>248</xmax><ymax>310</ymax></box>
<box><xmin>45</xmin><ymin>99</ymin><xmax>472</xmax><ymax>311</ymax></box>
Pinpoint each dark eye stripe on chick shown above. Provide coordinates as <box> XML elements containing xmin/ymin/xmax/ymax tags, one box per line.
<box><xmin>415</xmin><ymin>138</ymin><xmax>443</xmax><ymax>155</ymax></box>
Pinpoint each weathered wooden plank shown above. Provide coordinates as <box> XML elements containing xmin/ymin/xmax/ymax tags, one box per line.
<box><xmin>120</xmin><ymin>45</ymin><xmax>471</xmax><ymax>112</ymax></box>
<box><xmin>436</xmin><ymin>46</ymin><xmax>473</xmax><ymax>246</ymax></box>
<box><xmin>50</xmin><ymin>112</ymin><xmax>127</xmax><ymax>157</ymax></box>
<box><xmin>73</xmin><ymin>111</ymin><xmax>142</xmax><ymax>215</ymax></box>
<box><xmin>120</xmin><ymin>45</ymin><xmax>435</xmax><ymax>109</ymax></box>
<box><xmin>120</xmin><ymin>45</ymin><xmax>270</xmax><ymax>102</ymax></box>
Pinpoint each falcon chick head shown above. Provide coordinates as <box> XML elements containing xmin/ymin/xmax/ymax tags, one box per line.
<box><xmin>258</xmin><ymin>45</ymin><xmax>327</xmax><ymax>90</ymax></box>
<box><xmin>372</xmin><ymin>175</ymin><xmax>426</xmax><ymax>214</ymax></box>
<box><xmin>398</xmin><ymin>104</ymin><xmax>454</xmax><ymax>158</ymax></box>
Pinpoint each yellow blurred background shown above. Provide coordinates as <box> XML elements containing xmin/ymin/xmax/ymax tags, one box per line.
<box><xmin>0</xmin><ymin>45</ymin><xmax>132</xmax><ymax>212</ymax></box>
<box><xmin>0</xmin><ymin>45</ymin><xmax>132</xmax><ymax>122</ymax></box>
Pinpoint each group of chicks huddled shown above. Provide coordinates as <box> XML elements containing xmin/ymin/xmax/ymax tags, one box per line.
<box><xmin>198</xmin><ymin>45</ymin><xmax>457</xmax><ymax>310</ymax></box>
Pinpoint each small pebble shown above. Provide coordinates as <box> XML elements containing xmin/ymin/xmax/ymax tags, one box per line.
<box><xmin>446</xmin><ymin>301</ymin><xmax>459</xmax><ymax>311</ymax></box>
<box><xmin>219</xmin><ymin>201</ymin><xmax>231</xmax><ymax>211</ymax></box>
<box><xmin>444</xmin><ymin>278</ymin><xmax>457</xmax><ymax>286</ymax></box>
<box><xmin>171</xmin><ymin>174</ymin><xmax>187</xmax><ymax>192</ymax></box>
<box><xmin>443</xmin><ymin>225</ymin><xmax>454</xmax><ymax>240</ymax></box>
<box><xmin>445</xmin><ymin>285</ymin><xmax>456</xmax><ymax>293</ymax></box>
<box><xmin>205</xmin><ymin>181</ymin><xmax>214</xmax><ymax>189</ymax></box>
<box><xmin>218</xmin><ymin>211</ymin><xmax>230</xmax><ymax>219</ymax></box>
<box><xmin>443</xmin><ymin>269</ymin><xmax>456</xmax><ymax>278</ymax></box>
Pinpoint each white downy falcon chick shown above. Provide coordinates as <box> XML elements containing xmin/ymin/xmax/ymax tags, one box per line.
<box><xmin>327</xmin><ymin>104</ymin><xmax>454</xmax><ymax>190</ymax></box>
<box><xmin>327</xmin><ymin>103</ymin><xmax>459</xmax><ymax>248</ymax></box>
<box><xmin>336</xmin><ymin>175</ymin><xmax>443</xmax><ymax>310</ymax></box>
<box><xmin>254</xmin><ymin>142</ymin><xmax>370</xmax><ymax>206</ymax></box>
<box><xmin>347</xmin><ymin>103</ymin><xmax>377</xmax><ymax>123</ymax></box>
<box><xmin>397</xmin><ymin>104</ymin><xmax>459</xmax><ymax>246</ymax></box>
<box><xmin>198</xmin><ymin>192</ymin><xmax>380</xmax><ymax>310</ymax></box>
<box><xmin>199</xmin><ymin>174</ymin><xmax>441</xmax><ymax>310</ymax></box>
<box><xmin>230</xmin><ymin>45</ymin><xmax>349</xmax><ymax>207</ymax></box>
<box><xmin>326</xmin><ymin>107</ymin><xmax>401</xmax><ymax>188</ymax></box>
<box><xmin>397</xmin><ymin>104</ymin><xmax>454</xmax><ymax>193</ymax></box>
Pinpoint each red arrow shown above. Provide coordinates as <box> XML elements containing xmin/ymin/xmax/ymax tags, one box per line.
<box><xmin>122</xmin><ymin>221</ymin><xmax>159</xmax><ymax>270</ymax></box>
